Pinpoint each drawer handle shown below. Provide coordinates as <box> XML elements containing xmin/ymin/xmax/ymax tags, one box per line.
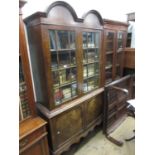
<box><xmin>20</xmin><ymin>139</ymin><xmax>28</xmax><ymax>148</ymax></box>
<box><xmin>57</xmin><ymin>131</ymin><xmax>60</xmax><ymax>135</ymax></box>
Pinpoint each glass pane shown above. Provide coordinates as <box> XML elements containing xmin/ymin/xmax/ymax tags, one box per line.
<box><xmin>70</xmin><ymin>32</ymin><xmax>76</xmax><ymax>48</ymax></box>
<box><xmin>105</xmin><ymin>68</ymin><xmax>112</xmax><ymax>83</ymax></box>
<box><xmin>62</xmin><ymin>85</ymin><xmax>72</xmax><ymax>102</ymax></box>
<box><xmin>116</xmin><ymin>52</ymin><xmax>122</xmax><ymax>66</ymax></box>
<box><xmin>83</xmin><ymin>65</ymin><xmax>87</xmax><ymax>78</ymax></box>
<box><xmin>59</xmin><ymin>69</ymin><xmax>70</xmax><ymax>85</ymax></box>
<box><xmin>87</xmin><ymin>49</ymin><xmax>96</xmax><ymax>63</ymax></box>
<box><xmin>49</xmin><ymin>31</ymin><xmax>56</xmax><ymax>50</ymax></box>
<box><xmin>70</xmin><ymin>51</ymin><xmax>76</xmax><ymax>65</ymax></box>
<box><xmin>87</xmin><ymin>77</ymin><xmax>99</xmax><ymax>91</ymax></box>
<box><xmin>51</xmin><ymin>52</ymin><xmax>58</xmax><ymax>69</ymax></box>
<box><xmin>106</xmin><ymin>32</ymin><xmax>114</xmax><ymax>52</ymax></box>
<box><xmin>83</xmin><ymin>80</ymin><xmax>88</xmax><ymax>93</ymax></box>
<box><xmin>88</xmin><ymin>64</ymin><xmax>95</xmax><ymax>77</ymax></box>
<box><xmin>94</xmin><ymin>62</ymin><xmax>99</xmax><ymax>74</ymax></box>
<box><xmin>54</xmin><ymin>88</ymin><xmax>63</xmax><ymax>105</ymax></box>
<box><xmin>95</xmin><ymin>49</ymin><xmax>99</xmax><ymax>61</ymax></box>
<box><xmin>58</xmin><ymin>51</ymin><xmax>70</xmax><ymax>68</ymax></box>
<box><xmin>52</xmin><ymin>71</ymin><xmax>59</xmax><ymax>87</ymax></box>
<box><xmin>71</xmin><ymin>83</ymin><xmax>77</xmax><ymax>97</ymax></box>
<box><xmin>69</xmin><ymin>67</ymin><xmax>77</xmax><ymax>82</ymax></box>
<box><xmin>95</xmin><ymin>33</ymin><xmax>99</xmax><ymax>47</ymax></box>
<box><xmin>83</xmin><ymin>49</ymin><xmax>87</xmax><ymax>64</ymax></box>
<box><xmin>117</xmin><ymin>32</ymin><xmax>123</xmax><ymax>49</ymax></box>
<box><xmin>88</xmin><ymin>32</ymin><xmax>95</xmax><ymax>48</ymax></box>
<box><xmin>106</xmin><ymin>54</ymin><xmax>113</xmax><ymax>66</ymax></box>
<box><xmin>83</xmin><ymin>32</ymin><xmax>87</xmax><ymax>48</ymax></box>
<box><xmin>57</xmin><ymin>31</ymin><xmax>69</xmax><ymax>49</ymax></box>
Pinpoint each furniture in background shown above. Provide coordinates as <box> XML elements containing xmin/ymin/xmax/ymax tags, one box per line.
<box><xmin>24</xmin><ymin>1</ymin><xmax>105</xmax><ymax>155</ymax></box>
<box><xmin>124</xmin><ymin>48</ymin><xmax>135</xmax><ymax>69</ymax></box>
<box><xmin>19</xmin><ymin>1</ymin><xmax>49</xmax><ymax>155</ymax></box>
<box><xmin>103</xmin><ymin>75</ymin><xmax>133</xmax><ymax>146</ymax></box>
<box><xmin>103</xmin><ymin>19</ymin><xmax>128</xmax><ymax>84</ymax></box>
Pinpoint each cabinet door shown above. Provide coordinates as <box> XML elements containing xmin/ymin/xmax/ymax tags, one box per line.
<box><xmin>104</xmin><ymin>30</ymin><xmax>115</xmax><ymax>84</ymax></box>
<box><xmin>85</xmin><ymin>95</ymin><xmax>102</xmax><ymax>127</ymax></box>
<box><xmin>20</xmin><ymin>137</ymin><xmax>49</xmax><ymax>155</ymax></box>
<box><xmin>49</xmin><ymin>30</ymin><xmax>78</xmax><ymax>106</ymax></box>
<box><xmin>52</xmin><ymin>106</ymin><xmax>83</xmax><ymax>148</ymax></box>
<box><xmin>82</xmin><ymin>32</ymin><xmax>100</xmax><ymax>93</ymax></box>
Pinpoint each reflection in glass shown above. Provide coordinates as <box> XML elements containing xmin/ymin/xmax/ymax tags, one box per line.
<box><xmin>71</xmin><ymin>51</ymin><xmax>76</xmax><ymax>65</ymax></box>
<box><xmin>88</xmin><ymin>64</ymin><xmax>95</xmax><ymax>76</ymax></box>
<box><xmin>57</xmin><ymin>31</ymin><xmax>69</xmax><ymax>49</ymax></box>
<box><xmin>83</xmin><ymin>65</ymin><xmax>87</xmax><ymax>78</ymax></box>
<box><xmin>117</xmin><ymin>32</ymin><xmax>123</xmax><ymax>49</ymax></box>
<box><xmin>51</xmin><ymin>52</ymin><xmax>58</xmax><ymax>69</ymax></box>
<box><xmin>83</xmin><ymin>50</ymin><xmax>87</xmax><ymax>63</ymax></box>
<box><xmin>59</xmin><ymin>51</ymin><xmax>70</xmax><ymax>68</ymax></box>
<box><xmin>70</xmin><ymin>32</ymin><xmax>75</xmax><ymax>48</ymax></box>
<box><xmin>83</xmin><ymin>32</ymin><xmax>87</xmax><ymax>48</ymax></box>
<box><xmin>49</xmin><ymin>31</ymin><xmax>56</xmax><ymax>50</ymax></box>
<box><xmin>87</xmin><ymin>49</ymin><xmax>95</xmax><ymax>63</ymax></box>
<box><xmin>88</xmin><ymin>32</ymin><xmax>95</xmax><ymax>48</ymax></box>
<box><xmin>71</xmin><ymin>83</ymin><xmax>77</xmax><ymax>97</ymax></box>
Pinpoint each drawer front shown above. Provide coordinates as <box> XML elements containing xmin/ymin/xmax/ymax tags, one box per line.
<box><xmin>19</xmin><ymin>127</ymin><xmax>45</xmax><ymax>150</ymax></box>
<box><xmin>53</xmin><ymin>106</ymin><xmax>83</xmax><ymax>148</ymax></box>
<box><xmin>85</xmin><ymin>95</ymin><xmax>102</xmax><ymax>126</ymax></box>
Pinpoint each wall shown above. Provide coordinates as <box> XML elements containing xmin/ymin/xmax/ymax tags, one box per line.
<box><xmin>23</xmin><ymin>0</ymin><xmax>135</xmax><ymax>21</ymax></box>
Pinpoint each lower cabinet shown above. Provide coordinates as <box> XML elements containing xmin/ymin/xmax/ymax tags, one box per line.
<box><xmin>38</xmin><ymin>90</ymin><xmax>104</xmax><ymax>155</ymax></box>
<box><xmin>85</xmin><ymin>95</ymin><xmax>102</xmax><ymax>127</ymax></box>
<box><xmin>19</xmin><ymin>117</ymin><xmax>49</xmax><ymax>155</ymax></box>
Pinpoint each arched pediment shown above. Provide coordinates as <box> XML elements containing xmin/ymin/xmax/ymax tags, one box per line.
<box><xmin>46</xmin><ymin>1</ymin><xmax>82</xmax><ymax>23</ymax></box>
<box><xmin>82</xmin><ymin>10</ymin><xmax>103</xmax><ymax>26</ymax></box>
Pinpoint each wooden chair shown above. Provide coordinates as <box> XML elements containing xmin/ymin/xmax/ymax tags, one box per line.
<box><xmin>103</xmin><ymin>75</ymin><xmax>133</xmax><ymax>146</ymax></box>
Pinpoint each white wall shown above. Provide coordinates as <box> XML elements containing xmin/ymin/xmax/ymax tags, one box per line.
<box><xmin>23</xmin><ymin>0</ymin><xmax>135</xmax><ymax>22</ymax></box>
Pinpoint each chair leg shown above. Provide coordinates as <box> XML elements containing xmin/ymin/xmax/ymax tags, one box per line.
<box><xmin>106</xmin><ymin>135</ymin><xmax>124</xmax><ymax>146</ymax></box>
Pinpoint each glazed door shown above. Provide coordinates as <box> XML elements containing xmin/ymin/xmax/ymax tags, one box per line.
<box><xmin>82</xmin><ymin>31</ymin><xmax>100</xmax><ymax>93</ymax></box>
<box><xmin>115</xmin><ymin>31</ymin><xmax>126</xmax><ymax>79</ymax></box>
<box><xmin>104</xmin><ymin>30</ymin><xmax>116</xmax><ymax>84</ymax></box>
<box><xmin>49</xmin><ymin>30</ymin><xmax>78</xmax><ymax>106</ymax></box>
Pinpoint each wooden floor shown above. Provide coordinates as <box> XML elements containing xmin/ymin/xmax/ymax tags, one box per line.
<box><xmin>62</xmin><ymin>116</ymin><xmax>135</xmax><ymax>155</ymax></box>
